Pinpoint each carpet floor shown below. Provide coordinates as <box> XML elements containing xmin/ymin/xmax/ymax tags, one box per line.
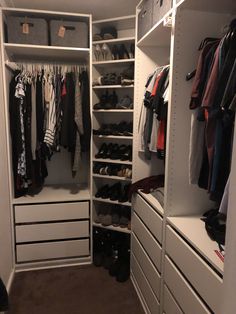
<box><xmin>8</xmin><ymin>265</ymin><xmax>144</xmax><ymax>314</ymax></box>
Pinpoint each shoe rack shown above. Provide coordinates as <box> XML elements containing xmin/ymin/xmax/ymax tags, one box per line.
<box><xmin>91</xmin><ymin>15</ymin><xmax>136</xmax><ymax>235</ymax></box>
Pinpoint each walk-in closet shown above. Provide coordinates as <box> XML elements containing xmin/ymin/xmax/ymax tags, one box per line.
<box><xmin>0</xmin><ymin>0</ymin><xmax>236</xmax><ymax>313</ymax></box>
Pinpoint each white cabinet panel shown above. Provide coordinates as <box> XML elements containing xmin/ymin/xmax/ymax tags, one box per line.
<box><xmin>163</xmin><ymin>285</ymin><xmax>183</xmax><ymax>314</ymax></box>
<box><xmin>133</xmin><ymin>193</ymin><xmax>163</xmax><ymax>243</ymax></box>
<box><xmin>16</xmin><ymin>221</ymin><xmax>89</xmax><ymax>243</ymax></box>
<box><xmin>164</xmin><ymin>256</ymin><xmax>210</xmax><ymax>314</ymax></box>
<box><xmin>16</xmin><ymin>239</ymin><xmax>89</xmax><ymax>262</ymax></box>
<box><xmin>132</xmin><ymin>233</ymin><xmax>161</xmax><ymax>299</ymax></box>
<box><xmin>15</xmin><ymin>201</ymin><xmax>89</xmax><ymax>223</ymax></box>
<box><xmin>133</xmin><ymin>213</ymin><xmax>162</xmax><ymax>272</ymax></box>
<box><xmin>166</xmin><ymin>225</ymin><xmax>222</xmax><ymax>313</ymax></box>
<box><xmin>131</xmin><ymin>253</ymin><xmax>160</xmax><ymax>314</ymax></box>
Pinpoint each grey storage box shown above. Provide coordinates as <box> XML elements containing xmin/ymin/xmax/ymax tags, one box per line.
<box><xmin>7</xmin><ymin>16</ymin><xmax>48</xmax><ymax>45</ymax></box>
<box><xmin>50</xmin><ymin>20</ymin><xmax>88</xmax><ymax>48</ymax></box>
<box><xmin>152</xmin><ymin>0</ymin><xmax>172</xmax><ymax>26</ymax></box>
<box><xmin>138</xmin><ymin>0</ymin><xmax>153</xmax><ymax>40</ymax></box>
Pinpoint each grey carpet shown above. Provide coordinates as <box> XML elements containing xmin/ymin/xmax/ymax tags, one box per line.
<box><xmin>8</xmin><ymin>265</ymin><xmax>144</xmax><ymax>314</ymax></box>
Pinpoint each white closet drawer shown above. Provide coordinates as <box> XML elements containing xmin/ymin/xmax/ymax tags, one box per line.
<box><xmin>163</xmin><ymin>285</ymin><xmax>183</xmax><ymax>314</ymax></box>
<box><xmin>164</xmin><ymin>256</ymin><xmax>210</xmax><ymax>314</ymax></box>
<box><xmin>131</xmin><ymin>253</ymin><xmax>160</xmax><ymax>314</ymax></box>
<box><xmin>133</xmin><ymin>194</ymin><xmax>163</xmax><ymax>243</ymax></box>
<box><xmin>16</xmin><ymin>239</ymin><xmax>89</xmax><ymax>262</ymax></box>
<box><xmin>165</xmin><ymin>225</ymin><xmax>222</xmax><ymax>313</ymax></box>
<box><xmin>132</xmin><ymin>233</ymin><xmax>161</xmax><ymax>300</ymax></box>
<box><xmin>133</xmin><ymin>213</ymin><xmax>162</xmax><ymax>272</ymax></box>
<box><xmin>15</xmin><ymin>201</ymin><xmax>89</xmax><ymax>223</ymax></box>
<box><xmin>16</xmin><ymin>221</ymin><xmax>89</xmax><ymax>243</ymax></box>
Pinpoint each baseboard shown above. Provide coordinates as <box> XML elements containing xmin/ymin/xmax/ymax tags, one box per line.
<box><xmin>130</xmin><ymin>272</ymin><xmax>150</xmax><ymax>314</ymax></box>
<box><xmin>6</xmin><ymin>268</ymin><xmax>15</xmax><ymax>293</ymax></box>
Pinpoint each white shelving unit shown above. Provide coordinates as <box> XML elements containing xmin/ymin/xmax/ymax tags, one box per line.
<box><xmin>131</xmin><ymin>0</ymin><xmax>236</xmax><ymax>313</ymax></box>
<box><xmin>91</xmin><ymin>15</ymin><xmax>135</xmax><ymax>235</ymax></box>
<box><xmin>0</xmin><ymin>7</ymin><xmax>92</xmax><ymax>269</ymax></box>
<box><xmin>93</xmin><ymin>222</ymin><xmax>131</xmax><ymax>234</ymax></box>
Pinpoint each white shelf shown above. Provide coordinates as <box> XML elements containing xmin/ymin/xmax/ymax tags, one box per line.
<box><xmin>93</xmin><ymin>174</ymin><xmax>131</xmax><ymax>181</ymax></box>
<box><xmin>167</xmin><ymin>216</ymin><xmax>224</xmax><ymax>275</ymax></box>
<box><xmin>93</xmin><ymin>15</ymin><xmax>135</xmax><ymax>31</ymax></box>
<box><xmin>12</xmin><ymin>184</ymin><xmax>90</xmax><ymax>205</ymax></box>
<box><xmin>93</xmin><ymin>59</ymin><xmax>135</xmax><ymax>66</ymax></box>
<box><xmin>93</xmin><ymin>109</ymin><xmax>133</xmax><ymax>113</ymax></box>
<box><xmin>93</xmin><ymin>222</ymin><xmax>131</xmax><ymax>234</ymax></box>
<box><xmin>93</xmin><ymin>158</ymin><xmax>132</xmax><ymax>165</ymax></box>
<box><xmin>93</xmin><ymin>37</ymin><xmax>135</xmax><ymax>45</ymax></box>
<box><xmin>138</xmin><ymin>191</ymin><xmax>164</xmax><ymax>216</ymax></box>
<box><xmin>178</xmin><ymin>0</ymin><xmax>236</xmax><ymax>14</ymax></box>
<box><xmin>93</xmin><ymin>135</ymin><xmax>133</xmax><ymax>140</ymax></box>
<box><xmin>137</xmin><ymin>10</ymin><xmax>172</xmax><ymax>47</ymax></box>
<box><xmin>93</xmin><ymin>197</ymin><xmax>131</xmax><ymax>207</ymax></box>
<box><xmin>4</xmin><ymin>43</ymin><xmax>89</xmax><ymax>62</ymax></box>
<box><xmin>93</xmin><ymin>85</ymin><xmax>134</xmax><ymax>89</ymax></box>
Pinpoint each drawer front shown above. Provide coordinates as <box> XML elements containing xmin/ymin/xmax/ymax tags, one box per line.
<box><xmin>163</xmin><ymin>285</ymin><xmax>183</xmax><ymax>314</ymax></box>
<box><xmin>166</xmin><ymin>225</ymin><xmax>222</xmax><ymax>313</ymax></box>
<box><xmin>164</xmin><ymin>256</ymin><xmax>210</xmax><ymax>314</ymax></box>
<box><xmin>131</xmin><ymin>253</ymin><xmax>160</xmax><ymax>314</ymax></box>
<box><xmin>16</xmin><ymin>221</ymin><xmax>89</xmax><ymax>243</ymax></box>
<box><xmin>132</xmin><ymin>233</ymin><xmax>161</xmax><ymax>299</ymax></box>
<box><xmin>133</xmin><ymin>213</ymin><xmax>162</xmax><ymax>271</ymax></box>
<box><xmin>15</xmin><ymin>201</ymin><xmax>89</xmax><ymax>223</ymax></box>
<box><xmin>138</xmin><ymin>0</ymin><xmax>153</xmax><ymax>40</ymax></box>
<box><xmin>16</xmin><ymin>239</ymin><xmax>89</xmax><ymax>262</ymax></box>
<box><xmin>133</xmin><ymin>193</ymin><xmax>163</xmax><ymax>243</ymax></box>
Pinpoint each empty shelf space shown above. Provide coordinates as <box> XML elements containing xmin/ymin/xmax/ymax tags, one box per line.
<box><xmin>93</xmin><ymin>15</ymin><xmax>135</xmax><ymax>31</ymax></box>
<box><xmin>4</xmin><ymin>43</ymin><xmax>90</xmax><ymax>62</ymax></box>
<box><xmin>93</xmin><ymin>197</ymin><xmax>131</xmax><ymax>207</ymax></box>
<box><xmin>167</xmin><ymin>216</ymin><xmax>224</xmax><ymax>275</ymax></box>
<box><xmin>93</xmin><ymin>59</ymin><xmax>135</xmax><ymax>66</ymax></box>
<box><xmin>92</xmin><ymin>37</ymin><xmax>135</xmax><ymax>45</ymax></box>
<box><xmin>93</xmin><ymin>174</ymin><xmax>131</xmax><ymax>181</ymax></box>
<box><xmin>137</xmin><ymin>10</ymin><xmax>172</xmax><ymax>47</ymax></box>
<box><xmin>93</xmin><ymin>158</ymin><xmax>132</xmax><ymax>165</ymax></box>
<box><xmin>93</xmin><ymin>222</ymin><xmax>131</xmax><ymax>234</ymax></box>
<box><xmin>93</xmin><ymin>85</ymin><xmax>134</xmax><ymax>89</ymax></box>
<box><xmin>12</xmin><ymin>184</ymin><xmax>90</xmax><ymax>204</ymax></box>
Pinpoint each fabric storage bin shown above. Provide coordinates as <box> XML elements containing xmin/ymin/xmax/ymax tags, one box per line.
<box><xmin>7</xmin><ymin>16</ymin><xmax>48</xmax><ymax>45</ymax></box>
<box><xmin>50</xmin><ymin>20</ymin><xmax>88</xmax><ymax>48</ymax></box>
<box><xmin>138</xmin><ymin>0</ymin><xmax>153</xmax><ymax>40</ymax></box>
<box><xmin>152</xmin><ymin>0</ymin><xmax>172</xmax><ymax>26</ymax></box>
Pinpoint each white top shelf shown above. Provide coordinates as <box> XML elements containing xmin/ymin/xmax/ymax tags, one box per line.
<box><xmin>93</xmin><ymin>85</ymin><xmax>134</xmax><ymax>89</ymax></box>
<box><xmin>93</xmin><ymin>37</ymin><xmax>135</xmax><ymax>45</ymax></box>
<box><xmin>12</xmin><ymin>184</ymin><xmax>90</xmax><ymax>205</ymax></box>
<box><xmin>4</xmin><ymin>43</ymin><xmax>90</xmax><ymax>62</ymax></box>
<box><xmin>93</xmin><ymin>109</ymin><xmax>133</xmax><ymax>113</ymax></box>
<box><xmin>93</xmin><ymin>222</ymin><xmax>131</xmax><ymax>234</ymax></box>
<box><xmin>93</xmin><ymin>59</ymin><xmax>135</xmax><ymax>66</ymax></box>
<box><xmin>137</xmin><ymin>10</ymin><xmax>172</xmax><ymax>47</ymax></box>
<box><xmin>93</xmin><ymin>15</ymin><xmax>135</xmax><ymax>31</ymax></box>
<box><xmin>167</xmin><ymin>216</ymin><xmax>224</xmax><ymax>275</ymax></box>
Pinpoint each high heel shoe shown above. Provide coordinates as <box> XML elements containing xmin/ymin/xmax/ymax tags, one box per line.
<box><xmin>111</xmin><ymin>45</ymin><xmax>119</xmax><ymax>60</ymax></box>
<box><xmin>94</xmin><ymin>44</ymin><xmax>102</xmax><ymax>61</ymax></box>
<box><xmin>95</xmin><ymin>143</ymin><xmax>108</xmax><ymax>159</ymax></box>
<box><xmin>101</xmin><ymin>43</ymin><xmax>112</xmax><ymax>61</ymax></box>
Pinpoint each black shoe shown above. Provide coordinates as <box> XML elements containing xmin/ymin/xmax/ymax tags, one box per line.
<box><xmin>95</xmin><ymin>143</ymin><xmax>108</xmax><ymax>158</ymax></box>
<box><xmin>120</xmin><ymin>145</ymin><xmax>132</xmax><ymax>161</ymax></box>
<box><xmin>119</xmin><ymin>184</ymin><xmax>131</xmax><ymax>203</ymax></box>
<box><xmin>109</xmin><ymin>182</ymin><xmax>122</xmax><ymax>201</ymax></box>
<box><xmin>95</xmin><ymin>184</ymin><xmax>109</xmax><ymax>198</ymax></box>
<box><xmin>93</xmin><ymin>91</ymin><xmax>109</xmax><ymax>109</ymax></box>
<box><xmin>117</xmin><ymin>44</ymin><xmax>130</xmax><ymax>59</ymax></box>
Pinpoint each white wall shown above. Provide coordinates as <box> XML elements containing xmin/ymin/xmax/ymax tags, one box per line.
<box><xmin>0</xmin><ymin>41</ymin><xmax>13</xmax><ymax>287</ymax></box>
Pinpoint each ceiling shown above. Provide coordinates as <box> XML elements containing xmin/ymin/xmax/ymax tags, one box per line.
<box><xmin>3</xmin><ymin>0</ymin><xmax>139</xmax><ymax>20</ymax></box>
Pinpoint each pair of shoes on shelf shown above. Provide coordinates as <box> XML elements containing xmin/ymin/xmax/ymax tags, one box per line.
<box><xmin>93</xmin><ymin>121</ymin><xmax>133</xmax><ymax>136</ymax></box>
<box><xmin>109</xmin><ymin>241</ymin><xmax>130</xmax><ymax>282</ymax></box>
<box><xmin>116</xmin><ymin>95</ymin><xmax>133</xmax><ymax>109</ymax></box>
<box><xmin>93</xmin><ymin>90</ymin><xmax>118</xmax><ymax>109</ymax></box>
<box><xmin>93</xmin><ymin>26</ymin><xmax>118</xmax><ymax>41</ymax></box>
<box><xmin>111</xmin><ymin>44</ymin><xmax>130</xmax><ymax>60</ymax></box>
<box><xmin>95</xmin><ymin>204</ymin><xmax>131</xmax><ymax>229</ymax></box>
<box><xmin>95</xmin><ymin>183</ymin><xmax>131</xmax><ymax>203</ymax></box>
<box><xmin>95</xmin><ymin>143</ymin><xmax>132</xmax><ymax>161</ymax></box>
<box><xmin>94</xmin><ymin>43</ymin><xmax>113</xmax><ymax>61</ymax></box>
<box><xmin>93</xmin><ymin>228</ymin><xmax>114</xmax><ymax>268</ymax></box>
<box><xmin>92</xmin><ymin>73</ymin><xmax>121</xmax><ymax>86</ymax></box>
<box><xmin>93</xmin><ymin>163</ymin><xmax>132</xmax><ymax>178</ymax></box>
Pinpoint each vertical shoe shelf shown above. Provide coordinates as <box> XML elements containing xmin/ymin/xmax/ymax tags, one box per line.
<box><xmin>91</xmin><ymin>15</ymin><xmax>136</xmax><ymax>234</ymax></box>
